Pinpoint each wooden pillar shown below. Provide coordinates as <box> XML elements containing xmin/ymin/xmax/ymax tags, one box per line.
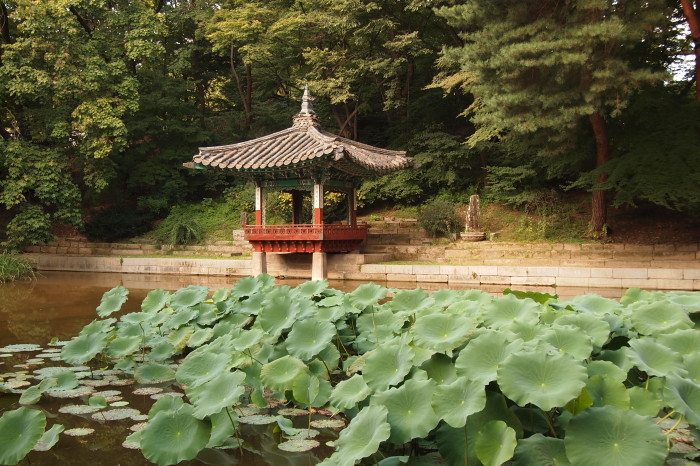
<box><xmin>291</xmin><ymin>191</ymin><xmax>303</xmax><ymax>224</ymax></box>
<box><xmin>312</xmin><ymin>252</ymin><xmax>327</xmax><ymax>281</ymax></box>
<box><xmin>313</xmin><ymin>181</ymin><xmax>324</xmax><ymax>225</ymax></box>
<box><xmin>348</xmin><ymin>187</ymin><xmax>357</xmax><ymax>226</ymax></box>
<box><xmin>255</xmin><ymin>183</ymin><xmax>266</xmax><ymax>225</ymax></box>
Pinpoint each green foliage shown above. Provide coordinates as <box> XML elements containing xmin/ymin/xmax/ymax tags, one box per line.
<box><xmin>0</xmin><ymin>252</ymin><xmax>35</xmax><ymax>283</ymax></box>
<box><xmin>84</xmin><ymin>206</ymin><xmax>156</xmax><ymax>242</ymax></box>
<box><xmin>156</xmin><ymin>209</ymin><xmax>204</xmax><ymax>246</ymax></box>
<box><xmin>417</xmin><ymin>198</ymin><xmax>462</xmax><ymax>237</ymax></box>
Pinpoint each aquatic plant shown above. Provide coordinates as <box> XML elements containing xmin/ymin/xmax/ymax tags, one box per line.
<box><xmin>0</xmin><ymin>252</ymin><xmax>35</xmax><ymax>284</ymax></box>
<box><xmin>1</xmin><ymin>279</ymin><xmax>699</xmax><ymax>465</ymax></box>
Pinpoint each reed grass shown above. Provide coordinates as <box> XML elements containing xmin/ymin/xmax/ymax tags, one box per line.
<box><xmin>0</xmin><ymin>252</ymin><xmax>36</xmax><ymax>283</ymax></box>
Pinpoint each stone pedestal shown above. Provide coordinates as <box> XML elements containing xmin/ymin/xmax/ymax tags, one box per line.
<box><xmin>252</xmin><ymin>251</ymin><xmax>267</xmax><ymax>276</ymax></box>
<box><xmin>460</xmin><ymin>232</ymin><xmax>486</xmax><ymax>242</ymax></box>
<box><xmin>311</xmin><ymin>252</ymin><xmax>327</xmax><ymax>281</ymax></box>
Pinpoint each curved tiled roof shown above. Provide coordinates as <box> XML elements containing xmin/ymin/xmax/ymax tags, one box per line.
<box><xmin>192</xmin><ymin>87</ymin><xmax>411</xmax><ymax>178</ymax></box>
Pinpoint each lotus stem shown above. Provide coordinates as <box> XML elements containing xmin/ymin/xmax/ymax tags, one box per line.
<box><xmin>543</xmin><ymin>410</ymin><xmax>558</xmax><ymax>438</ymax></box>
<box><xmin>371</xmin><ymin>308</ymin><xmax>379</xmax><ymax>347</ymax></box>
<box><xmin>665</xmin><ymin>415</ymin><xmax>684</xmax><ymax>436</ymax></box>
<box><xmin>656</xmin><ymin>410</ymin><xmax>676</xmax><ymax>425</ymax></box>
<box><xmin>464</xmin><ymin>423</ymin><xmax>469</xmax><ymax>465</ymax></box>
<box><xmin>335</xmin><ymin>330</ymin><xmax>351</xmax><ymax>358</ymax></box>
<box><xmin>226</xmin><ymin>407</ymin><xmax>244</xmax><ymax>456</ymax></box>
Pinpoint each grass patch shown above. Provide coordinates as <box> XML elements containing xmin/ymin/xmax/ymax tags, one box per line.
<box><xmin>0</xmin><ymin>252</ymin><xmax>35</xmax><ymax>283</ymax></box>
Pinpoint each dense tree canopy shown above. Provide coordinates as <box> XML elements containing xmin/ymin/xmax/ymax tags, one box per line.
<box><xmin>0</xmin><ymin>0</ymin><xmax>697</xmax><ymax>246</ymax></box>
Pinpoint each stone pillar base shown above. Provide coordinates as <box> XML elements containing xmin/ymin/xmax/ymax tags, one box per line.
<box><xmin>460</xmin><ymin>232</ymin><xmax>486</xmax><ymax>242</ymax></box>
<box><xmin>252</xmin><ymin>251</ymin><xmax>267</xmax><ymax>276</ymax></box>
<box><xmin>311</xmin><ymin>252</ymin><xmax>327</xmax><ymax>281</ymax></box>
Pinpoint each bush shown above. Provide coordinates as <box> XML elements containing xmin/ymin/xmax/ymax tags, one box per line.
<box><xmin>417</xmin><ymin>199</ymin><xmax>463</xmax><ymax>237</ymax></box>
<box><xmin>156</xmin><ymin>208</ymin><xmax>204</xmax><ymax>245</ymax></box>
<box><xmin>0</xmin><ymin>252</ymin><xmax>35</xmax><ymax>283</ymax></box>
<box><xmin>84</xmin><ymin>206</ymin><xmax>156</xmax><ymax>242</ymax></box>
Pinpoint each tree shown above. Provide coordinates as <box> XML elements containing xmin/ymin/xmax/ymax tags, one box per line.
<box><xmin>680</xmin><ymin>0</ymin><xmax>700</xmax><ymax>100</ymax></box>
<box><xmin>434</xmin><ymin>0</ymin><xmax>668</xmax><ymax>236</ymax></box>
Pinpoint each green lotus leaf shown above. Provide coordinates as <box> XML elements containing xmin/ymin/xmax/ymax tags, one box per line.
<box><xmin>504</xmin><ymin>288</ymin><xmax>558</xmax><ymax>304</ymax></box>
<box><xmin>482</xmin><ymin>294</ymin><xmax>541</xmax><ymax>328</ymax></box>
<box><xmin>106</xmin><ymin>336</ymin><xmax>142</xmax><ymax>358</ymax></box>
<box><xmin>362</xmin><ymin>343</ymin><xmax>414</xmax><ymax>391</ymax></box>
<box><xmin>187</xmin><ymin>328</ymin><xmax>214</xmax><ymax>348</ymax></box>
<box><xmin>96</xmin><ymin>285</ymin><xmax>129</xmax><ymax>317</ymax></box>
<box><xmin>455</xmin><ymin>331</ymin><xmax>522</xmax><ymax>385</ymax></box>
<box><xmin>683</xmin><ymin>352</ymin><xmax>700</xmax><ymax>383</ymax></box>
<box><xmin>294</xmin><ymin>280</ymin><xmax>329</xmax><ymax>298</ymax></box>
<box><xmin>135</xmin><ymin>362</ymin><xmax>176</xmax><ymax>384</ymax></box>
<box><xmin>475</xmin><ymin>420</ymin><xmax>516</xmax><ymax>466</ymax></box>
<box><xmin>61</xmin><ymin>332</ymin><xmax>109</xmax><ymax>365</ymax></box>
<box><xmin>587</xmin><ymin>360</ymin><xmax>628</xmax><ymax>384</ymax></box>
<box><xmin>258</xmin><ymin>296</ymin><xmax>300</xmax><ymax>337</ymax></box>
<box><xmin>412</xmin><ymin>313</ymin><xmax>475</xmax><ymax>352</ymax></box>
<box><xmin>666</xmin><ymin>293</ymin><xmax>700</xmax><ymax>312</ymax></box>
<box><xmin>371</xmin><ymin>378</ymin><xmax>439</xmax><ymax>444</ymax></box>
<box><xmin>657</xmin><ymin>328</ymin><xmax>700</xmax><ymax>355</ymax></box>
<box><xmin>628</xmin><ymin>386</ymin><xmax>662</xmax><ymax>417</ymax></box>
<box><xmin>513</xmin><ymin>434</ymin><xmax>570</xmax><ymax>466</ymax></box>
<box><xmin>512</xmin><ymin>407</ymin><xmax>550</xmax><ymax>434</ymax></box>
<box><xmin>663</xmin><ymin>375</ymin><xmax>700</xmax><ymax>426</ymax></box>
<box><xmin>292</xmin><ymin>371</ymin><xmax>321</xmax><ymax>406</ymax></box>
<box><xmin>148</xmin><ymin>395</ymin><xmax>184</xmax><ymax>419</ymax></box>
<box><xmin>20</xmin><ymin>386</ymin><xmax>42</xmax><ymax>405</ymax></box>
<box><xmin>79</xmin><ymin>318</ymin><xmax>117</xmax><ymax>336</ymax></box>
<box><xmin>564</xmin><ymin>387</ymin><xmax>594</xmax><ymax>415</ymax></box>
<box><xmin>544</xmin><ymin>325</ymin><xmax>593</xmax><ymax>360</ymax></box>
<box><xmin>564</xmin><ymin>406</ymin><xmax>667</xmax><ymax>466</ymax></box>
<box><xmin>356</xmin><ymin>309</ymin><xmax>404</xmax><ymax>345</ymax></box>
<box><xmin>120</xmin><ymin>311</ymin><xmax>151</xmax><ymax>325</ymax></box>
<box><xmin>142</xmin><ymin>289</ymin><xmax>170</xmax><ymax>312</ymax></box>
<box><xmin>315</xmin><ymin>344</ymin><xmax>341</xmax><ymax>375</ymax></box>
<box><xmin>186</xmin><ymin>370</ymin><xmax>246</xmax><ymax>419</ymax></box>
<box><xmin>211</xmin><ymin>287</ymin><xmax>229</xmax><ymax>303</ymax></box>
<box><xmin>349</xmin><ymin>282</ymin><xmax>388</xmax><ymax>308</ymax></box>
<box><xmin>164</xmin><ymin>308</ymin><xmax>199</xmax><ymax>329</ymax></box>
<box><xmin>147</xmin><ymin>341</ymin><xmax>176</xmax><ymax>362</ymax></box>
<box><xmin>194</xmin><ymin>303</ymin><xmax>218</xmax><ymax>326</ymax></box>
<box><xmin>503</xmin><ymin>320</ymin><xmax>554</xmax><ymax>343</ymax></box>
<box><xmin>231</xmin><ymin>275</ymin><xmax>267</xmax><ymax>299</ymax></box>
<box><xmin>206</xmin><ymin>409</ymin><xmax>237</xmax><ymax>447</ymax></box>
<box><xmin>385</xmin><ymin>288</ymin><xmax>432</xmax><ymax>314</ymax></box>
<box><xmin>117</xmin><ymin>322</ymin><xmax>150</xmax><ymax>339</ymax></box>
<box><xmin>260</xmin><ymin>355</ymin><xmax>306</xmax><ymax>392</ymax></box>
<box><xmin>329</xmin><ymin>374</ymin><xmax>372</xmax><ymax>410</ymax></box>
<box><xmin>286</xmin><ymin>318</ymin><xmax>336</xmax><ymax>361</ymax></box>
<box><xmin>0</xmin><ymin>407</ymin><xmax>46</xmax><ymax>465</ymax></box>
<box><xmin>631</xmin><ymin>301</ymin><xmax>693</xmax><ymax>336</ymax></box>
<box><xmin>628</xmin><ymin>337</ymin><xmax>685</xmax><ymax>377</ymax></box>
<box><xmin>176</xmin><ymin>348</ymin><xmax>236</xmax><ymax>389</ymax></box>
<box><xmin>444</xmin><ymin>300</ymin><xmax>482</xmax><ymax>319</ymax></box>
<box><xmin>597</xmin><ymin>347</ymin><xmax>634</xmax><ymax>372</ymax></box>
<box><xmin>431</xmin><ymin>376</ymin><xmax>486</xmax><ymax>428</ymax></box>
<box><xmin>44</xmin><ymin>370</ymin><xmax>78</xmax><ymax>392</ymax></box>
<box><xmin>498</xmin><ymin>350</ymin><xmax>587</xmax><ymax>411</ymax></box>
<box><xmin>555</xmin><ymin>313</ymin><xmax>611</xmax><ymax>348</ymax></box>
<box><xmin>141</xmin><ymin>403</ymin><xmax>211</xmax><ymax>465</ymax></box>
<box><xmin>586</xmin><ymin>375</ymin><xmax>630</xmax><ymax>409</ymax></box>
<box><xmin>89</xmin><ymin>395</ymin><xmax>107</xmax><ymax>408</ymax></box>
<box><xmin>320</xmin><ymin>405</ymin><xmax>390</xmax><ymax>465</ymax></box>
<box><xmin>170</xmin><ymin>285</ymin><xmax>209</xmax><ymax>310</ymax></box>
<box><xmin>230</xmin><ymin>329</ymin><xmax>264</xmax><ymax>351</ymax></box>
<box><xmin>421</xmin><ymin>353</ymin><xmax>457</xmax><ymax>384</ymax></box>
<box><xmin>431</xmin><ymin>289</ymin><xmax>461</xmax><ymax>307</ymax></box>
<box><xmin>167</xmin><ymin>326</ymin><xmax>194</xmax><ymax>352</ymax></box>
<box><xmin>33</xmin><ymin>423</ymin><xmax>64</xmax><ymax>451</ymax></box>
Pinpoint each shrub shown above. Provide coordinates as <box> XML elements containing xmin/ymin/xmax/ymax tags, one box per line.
<box><xmin>417</xmin><ymin>199</ymin><xmax>462</xmax><ymax>237</ymax></box>
<box><xmin>84</xmin><ymin>206</ymin><xmax>156</xmax><ymax>242</ymax></box>
<box><xmin>156</xmin><ymin>209</ymin><xmax>204</xmax><ymax>245</ymax></box>
<box><xmin>0</xmin><ymin>252</ymin><xmax>35</xmax><ymax>283</ymax></box>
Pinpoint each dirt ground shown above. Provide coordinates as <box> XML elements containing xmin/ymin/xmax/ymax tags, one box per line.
<box><xmin>606</xmin><ymin>204</ymin><xmax>700</xmax><ymax>244</ymax></box>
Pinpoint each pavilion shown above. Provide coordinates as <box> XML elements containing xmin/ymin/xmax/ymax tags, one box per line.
<box><xmin>189</xmin><ymin>86</ymin><xmax>411</xmax><ymax>280</ymax></box>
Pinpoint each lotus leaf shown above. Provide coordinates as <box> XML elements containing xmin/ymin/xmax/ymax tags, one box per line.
<box><xmin>386</xmin><ymin>288</ymin><xmax>431</xmax><ymax>314</ymax></box>
<box><xmin>19</xmin><ymin>386</ymin><xmax>42</xmax><ymax>405</ymax></box>
<box><xmin>211</xmin><ymin>287</ymin><xmax>229</xmax><ymax>303</ymax></box>
<box><xmin>170</xmin><ymin>285</ymin><xmax>209</xmax><ymax>310</ymax></box>
<box><xmin>61</xmin><ymin>333</ymin><xmax>109</xmax><ymax>365</ymax></box>
<box><xmin>371</xmin><ymin>378</ymin><xmax>440</xmax><ymax>444</ymax></box>
<box><xmin>683</xmin><ymin>352</ymin><xmax>700</xmax><ymax>383</ymax></box>
<box><xmin>568</xmin><ymin>293</ymin><xmax>623</xmax><ymax>314</ymax></box>
<box><xmin>421</xmin><ymin>353</ymin><xmax>457</xmax><ymax>384</ymax></box>
<box><xmin>555</xmin><ymin>313</ymin><xmax>611</xmax><ymax>348</ymax></box>
<box><xmin>292</xmin><ymin>371</ymin><xmax>320</xmax><ymax>405</ymax></box>
<box><xmin>431</xmin><ymin>376</ymin><xmax>486</xmax><ymax>428</ymax></box>
<box><xmin>628</xmin><ymin>337</ymin><xmax>685</xmax><ymax>377</ymax></box>
<box><xmin>96</xmin><ymin>286</ymin><xmax>129</xmax><ymax>317</ymax></box>
<box><xmin>206</xmin><ymin>409</ymin><xmax>237</xmax><ymax>447</ymax></box>
<box><xmin>316</xmin><ymin>344</ymin><xmax>341</xmax><ymax>374</ymax></box>
<box><xmin>628</xmin><ymin>386</ymin><xmax>662</xmax><ymax>417</ymax></box>
<box><xmin>167</xmin><ymin>326</ymin><xmax>194</xmax><ymax>351</ymax></box>
<box><xmin>286</xmin><ymin>318</ymin><xmax>336</xmax><ymax>360</ymax></box>
<box><xmin>64</xmin><ymin>427</ymin><xmax>95</xmax><ymax>437</ymax></box>
<box><xmin>79</xmin><ymin>318</ymin><xmax>117</xmax><ymax>336</ymax></box>
<box><xmin>349</xmin><ymin>282</ymin><xmax>388</xmax><ymax>308</ymax></box>
<box><xmin>135</xmin><ymin>362</ymin><xmax>176</xmax><ymax>384</ymax></box>
<box><xmin>323</xmin><ymin>405</ymin><xmax>390</xmax><ymax>465</ymax></box>
<box><xmin>295</xmin><ymin>279</ymin><xmax>329</xmax><ymax>297</ymax></box>
<box><xmin>107</xmin><ymin>336</ymin><xmax>142</xmax><ymax>358</ymax></box>
<box><xmin>164</xmin><ymin>309</ymin><xmax>199</xmax><ymax>329</ymax></box>
<box><xmin>148</xmin><ymin>395</ymin><xmax>184</xmax><ymax>419</ymax></box>
<box><xmin>586</xmin><ymin>375</ymin><xmax>630</xmax><ymax>409</ymax></box>
<box><xmin>230</xmin><ymin>329</ymin><xmax>263</xmax><ymax>351</ymax></box>
<box><xmin>142</xmin><ymin>289</ymin><xmax>170</xmax><ymax>312</ymax></box>
<box><xmin>362</xmin><ymin>343</ymin><xmax>414</xmax><ymax>391</ymax></box>
<box><xmin>141</xmin><ymin>403</ymin><xmax>211</xmax><ymax>465</ymax></box>
<box><xmin>631</xmin><ymin>301</ymin><xmax>693</xmax><ymax>335</ymax></box>
<box><xmin>429</xmin><ymin>289</ymin><xmax>460</xmax><ymax>308</ymax></box>
<box><xmin>664</xmin><ymin>376</ymin><xmax>700</xmax><ymax>425</ymax></box>
<box><xmin>475</xmin><ymin>420</ymin><xmax>517</xmax><ymax>466</ymax></box>
<box><xmin>503</xmin><ymin>320</ymin><xmax>553</xmax><ymax>343</ymax></box>
<box><xmin>564</xmin><ymin>406</ymin><xmax>667</xmax><ymax>466</ymax></box>
<box><xmin>597</xmin><ymin>347</ymin><xmax>634</xmax><ymax>372</ymax></box>
<box><xmin>657</xmin><ymin>328</ymin><xmax>700</xmax><ymax>355</ymax></box>
<box><xmin>412</xmin><ymin>313</ymin><xmax>474</xmax><ymax>352</ymax></box>
<box><xmin>587</xmin><ymin>360</ymin><xmax>627</xmax><ymax>384</ymax></box>
<box><xmin>260</xmin><ymin>355</ymin><xmax>306</xmax><ymax>392</ymax></box>
<box><xmin>187</xmin><ymin>370</ymin><xmax>246</xmax><ymax>419</ymax></box>
<box><xmin>176</xmin><ymin>349</ymin><xmax>235</xmax><ymax>389</ymax></box>
<box><xmin>0</xmin><ymin>407</ymin><xmax>46</xmax><ymax>465</ymax></box>
<box><xmin>544</xmin><ymin>325</ymin><xmax>594</xmax><ymax>360</ymax></box>
<box><xmin>329</xmin><ymin>374</ymin><xmax>372</xmax><ymax>410</ymax></box>
<box><xmin>238</xmin><ymin>414</ymin><xmax>278</xmax><ymax>425</ymax></box>
<box><xmin>498</xmin><ymin>350</ymin><xmax>587</xmax><ymax>411</ymax></box>
<box><xmin>231</xmin><ymin>275</ymin><xmax>266</xmax><ymax>299</ymax></box>
<box><xmin>311</xmin><ymin>419</ymin><xmax>345</xmax><ymax>429</ymax></box>
<box><xmin>147</xmin><ymin>341</ymin><xmax>176</xmax><ymax>362</ymax></box>
<box><xmin>33</xmin><ymin>423</ymin><xmax>64</xmax><ymax>451</ymax></box>
<box><xmin>513</xmin><ymin>434</ymin><xmax>570</xmax><ymax>466</ymax></box>
<box><xmin>258</xmin><ymin>296</ymin><xmax>300</xmax><ymax>337</ymax></box>
<box><xmin>187</xmin><ymin>328</ymin><xmax>214</xmax><ymax>348</ymax></box>
<box><xmin>238</xmin><ymin>292</ymin><xmax>265</xmax><ymax>315</ymax></box>
<box><xmin>444</xmin><ymin>300</ymin><xmax>482</xmax><ymax>319</ymax></box>
<box><xmin>455</xmin><ymin>331</ymin><xmax>522</xmax><ymax>385</ymax></box>
<box><xmin>667</xmin><ymin>293</ymin><xmax>700</xmax><ymax>312</ymax></box>
<box><xmin>356</xmin><ymin>309</ymin><xmax>404</xmax><ymax>345</ymax></box>
<box><xmin>482</xmin><ymin>294</ymin><xmax>541</xmax><ymax>328</ymax></box>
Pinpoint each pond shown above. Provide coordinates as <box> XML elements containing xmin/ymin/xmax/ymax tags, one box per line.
<box><xmin>0</xmin><ymin>272</ymin><xmax>630</xmax><ymax>465</ymax></box>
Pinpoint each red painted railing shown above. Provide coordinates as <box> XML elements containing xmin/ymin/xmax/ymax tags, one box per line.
<box><xmin>243</xmin><ymin>224</ymin><xmax>368</xmax><ymax>241</ymax></box>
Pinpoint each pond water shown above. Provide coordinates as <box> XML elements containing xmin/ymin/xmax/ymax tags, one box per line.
<box><xmin>0</xmin><ymin>271</ymin><xmax>626</xmax><ymax>465</ymax></box>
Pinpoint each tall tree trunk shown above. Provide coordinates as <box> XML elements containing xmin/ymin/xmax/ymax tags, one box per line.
<box><xmin>680</xmin><ymin>0</ymin><xmax>700</xmax><ymax>101</ymax></box>
<box><xmin>589</xmin><ymin>111</ymin><xmax>609</xmax><ymax>237</ymax></box>
<box><xmin>229</xmin><ymin>46</ymin><xmax>253</xmax><ymax>131</ymax></box>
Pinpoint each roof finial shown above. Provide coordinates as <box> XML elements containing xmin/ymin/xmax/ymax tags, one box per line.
<box><xmin>300</xmin><ymin>83</ymin><xmax>316</xmax><ymax>115</ymax></box>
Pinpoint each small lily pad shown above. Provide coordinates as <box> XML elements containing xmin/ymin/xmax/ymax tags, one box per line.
<box><xmin>91</xmin><ymin>408</ymin><xmax>142</xmax><ymax>421</ymax></box>
<box><xmin>131</xmin><ymin>414</ymin><xmax>149</xmax><ymax>421</ymax></box>
<box><xmin>107</xmin><ymin>379</ymin><xmax>134</xmax><ymax>387</ymax></box>
<box><xmin>277</xmin><ymin>408</ymin><xmax>309</xmax><ymax>417</ymax></box>
<box><xmin>63</xmin><ymin>428</ymin><xmax>95</xmax><ymax>437</ymax></box>
<box><xmin>238</xmin><ymin>414</ymin><xmax>278</xmax><ymax>425</ymax></box>
<box><xmin>46</xmin><ymin>386</ymin><xmax>94</xmax><ymax>398</ymax></box>
<box><xmin>110</xmin><ymin>401</ymin><xmax>130</xmax><ymax>407</ymax></box>
<box><xmin>133</xmin><ymin>387</ymin><xmax>163</xmax><ymax>396</ymax></box>
<box><xmin>58</xmin><ymin>405</ymin><xmax>102</xmax><ymax>415</ymax></box>
<box><xmin>94</xmin><ymin>390</ymin><xmax>122</xmax><ymax>398</ymax></box>
<box><xmin>122</xmin><ymin>432</ymin><xmax>142</xmax><ymax>450</ymax></box>
<box><xmin>278</xmin><ymin>439</ymin><xmax>320</xmax><ymax>452</ymax></box>
<box><xmin>130</xmin><ymin>422</ymin><xmax>147</xmax><ymax>432</ymax></box>
<box><xmin>5</xmin><ymin>379</ymin><xmax>31</xmax><ymax>389</ymax></box>
<box><xmin>80</xmin><ymin>379</ymin><xmax>112</xmax><ymax>388</ymax></box>
<box><xmin>237</xmin><ymin>405</ymin><xmax>262</xmax><ymax>416</ymax></box>
<box><xmin>216</xmin><ymin>437</ymin><xmax>244</xmax><ymax>450</ymax></box>
<box><xmin>151</xmin><ymin>392</ymin><xmax>184</xmax><ymax>400</ymax></box>
<box><xmin>310</xmin><ymin>419</ymin><xmax>346</xmax><ymax>429</ymax></box>
<box><xmin>285</xmin><ymin>429</ymin><xmax>320</xmax><ymax>440</ymax></box>
<box><xmin>0</xmin><ymin>344</ymin><xmax>42</xmax><ymax>352</ymax></box>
